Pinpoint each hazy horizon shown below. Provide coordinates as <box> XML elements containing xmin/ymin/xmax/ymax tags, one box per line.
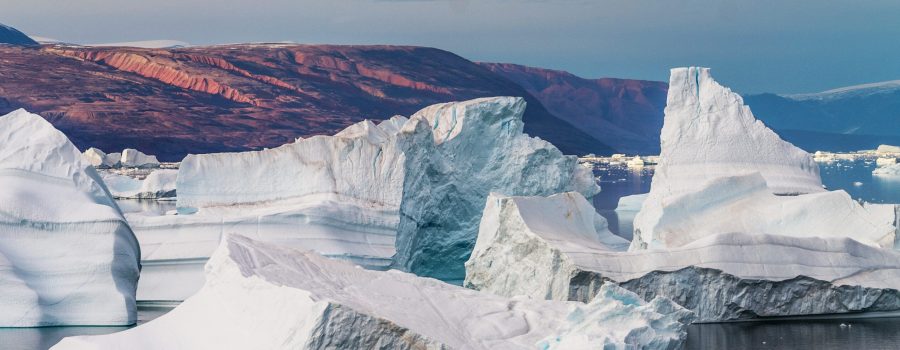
<box><xmin>3</xmin><ymin>0</ymin><xmax>900</xmax><ymax>94</ymax></box>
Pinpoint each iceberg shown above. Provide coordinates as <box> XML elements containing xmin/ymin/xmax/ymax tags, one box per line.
<box><xmin>53</xmin><ymin>235</ymin><xmax>692</xmax><ymax>350</ymax></box>
<box><xmin>465</xmin><ymin>192</ymin><xmax>900</xmax><ymax>322</ymax></box>
<box><xmin>0</xmin><ymin>109</ymin><xmax>140</xmax><ymax>326</ymax></box>
<box><xmin>119</xmin><ymin>148</ymin><xmax>160</xmax><ymax>168</ymax></box>
<box><xmin>876</xmin><ymin>144</ymin><xmax>900</xmax><ymax>154</ymax></box>
<box><xmin>633</xmin><ymin>67</ymin><xmax>866</xmax><ymax>250</ymax></box>
<box><xmin>83</xmin><ymin>147</ymin><xmax>119</xmax><ymax>168</ymax></box>
<box><xmin>874</xmin><ymin>163</ymin><xmax>900</xmax><ymax>177</ymax></box>
<box><xmin>132</xmin><ymin>97</ymin><xmax>595</xmax><ymax>300</ymax></box>
<box><xmin>101</xmin><ymin>170</ymin><xmax>177</xmax><ymax>199</ymax></box>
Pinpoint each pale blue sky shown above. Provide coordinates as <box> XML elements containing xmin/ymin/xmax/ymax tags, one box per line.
<box><xmin>3</xmin><ymin>0</ymin><xmax>899</xmax><ymax>94</ymax></box>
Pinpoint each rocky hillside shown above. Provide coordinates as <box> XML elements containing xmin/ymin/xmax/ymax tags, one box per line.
<box><xmin>480</xmin><ymin>63</ymin><xmax>667</xmax><ymax>154</ymax></box>
<box><xmin>0</xmin><ymin>44</ymin><xmax>614</xmax><ymax>160</ymax></box>
<box><xmin>0</xmin><ymin>23</ymin><xmax>38</xmax><ymax>46</ymax></box>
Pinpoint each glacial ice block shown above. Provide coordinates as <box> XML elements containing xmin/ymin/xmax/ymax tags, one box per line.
<box><xmin>101</xmin><ymin>169</ymin><xmax>177</xmax><ymax>199</ymax></box>
<box><xmin>141</xmin><ymin>96</ymin><xmax>595</xmax><ymax>301</ymax></box>
<box><xmin>53</xmin><ymin>235</ymin><xmax>693</xmax><ymax>350</ymax></box>
<box><xmin>874</xmin><ymin>163</ymin><xmax>900</xmax><ymax>177</ymax></box>
<box><xmin>119</xmin><ymin>148</ymin><xmax>160</xmax><ymax>168</ymax></box>
<box><xmin>465</xmin><ymin>192</ymin><xmax>900</xmax><ymax>322</ymax></box>
<box><xmin>0</xmin><ymin>109</ymin><xmax>140</xmax><ymax>326</ymax></box>
<box><xmin>633</xmin><ymin>67</ymin><xmax>829</xmax><ymax>250</ymax></box>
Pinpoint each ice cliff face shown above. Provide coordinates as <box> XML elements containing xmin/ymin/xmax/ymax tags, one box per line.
<box><xmin>53</xmin><ymin>235</ymin><xmax>692</xmax><ymax>350</ymax></box>
<box><xmin>631</xmin><ymin>67</ymin><xmax>876</xmax><ymax>250</ymax></box>
<box><xmin>465</xmin><ymin>192</ymin><xmax>900</xmax><ymax>322</ymax></box>
<box><xmin>0</xmin><ymin>109</ymin><xmax>140</xmax><ymax>326</ymax></box>
<box><xmin>134</xmin><ymin>96</ymin><xmax>594</xmax><ymax>300</ymax></box>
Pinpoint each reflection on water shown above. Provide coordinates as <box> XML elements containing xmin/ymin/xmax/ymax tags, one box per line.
<box><xmin>686</xmin><ymin>317</ymin><xmax>900</xmax><ymax>350</ymax></box>
<box><xmin>0</xmin><ymin>306</ymin><xmax>171</xmax><ymax>350</ymax></box>
<box><xmin>116</xmin><ymin>199</ymin><xmax>177</xmax><ymax>216</ymax></box>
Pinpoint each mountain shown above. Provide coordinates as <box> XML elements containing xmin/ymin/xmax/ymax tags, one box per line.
<box><xmin>742</xmin><ymin>84</ymin><xmax>900</xmax><ymax>151</ymax></box>
<box><xmin>480</xmin><ymin>63</ymin><xmax>667</xmax><ymax>154</ymax></box>
<box><xmin>0</xmin><ymin>23</ymin><xmax>38</xmax><ymax>46</ymax></box>
<box><xmin>0</xmin><ymin>44</ymin><xmax>614</xmax><ymax>161</ymax></box>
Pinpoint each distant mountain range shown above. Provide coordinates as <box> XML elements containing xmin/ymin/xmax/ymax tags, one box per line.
<box><xmin>0</xmin><ymin>22</ymin><xmax>897</xmax><ymax>158</ymax></box>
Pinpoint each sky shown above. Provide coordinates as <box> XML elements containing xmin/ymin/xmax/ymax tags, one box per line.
<box><xmin>3</xmin><ymin>0</ymin><xmax>900</xmax><ymax>94</ymax></box>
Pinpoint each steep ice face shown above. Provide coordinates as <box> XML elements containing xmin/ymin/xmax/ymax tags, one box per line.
<box><xmin>101</xmin><ymin>169</ymin><xmax>177</xmax><ymax>199</ymax></box>
<box><xmin>53</xmin><ymin>235</ymin><xmax>692</xmax><ymax>350</ymax></box>
<box><xmin>465</xmin><ymin>192</ymin><xmax>900</xmax><ymax>322</ymax></box>
<box><xmin>0</xmin><ymin>109</ymin><xmax>140</xmax><ymax>326</ymax></box>
<box><xmin>394</xmin><ymin>97</ymin><xmax>599</xmax><ymax>280</ymax></box>
<box><xmin>83</xmin><ymin>147</ymin><xmax>118</xmax><ymax>168</ymax></box>
<box><xmin>119</xmin><ymin>148</ymin><xmax>160</xmax><ymax>168</ymax></box>
<box><xmin>633</xmin><ymin>67</ymin><xmax>826</xmax><ymax>250</ymax></box>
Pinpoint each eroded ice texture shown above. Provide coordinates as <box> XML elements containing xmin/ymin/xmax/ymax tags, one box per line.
<box><xmin>53</xmin><ymin>235</ymin><xmax>692</xmax><ymax>350</ymax></box>
<box><xmin>465</xmin><ymin>191</ymin><xmax>900</xmax><ymax>322</ymax></box>
<box><xmin>0</xmin><ymin>109</ymin><xmax>140</xmax><ymax>326</ymax></box>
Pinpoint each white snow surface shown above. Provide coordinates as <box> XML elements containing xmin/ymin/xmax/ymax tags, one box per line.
<box><xmin>141</xmin><ymin>96</ymin><xmax>595</xmax><ymax>301</ymax></box>
<box><xmin>466</xmin><ymin>191</ymin><xmax>900</xmax><ymax>301</ymax></box>
<box><xmin>119</xmin><ymin>148</ymin><xmax>159</xmax><ymax>168</ymax></box>
<box><xmin>0</xmin><ymin>109</ymin><xmax>140</xmax><ymax>326</ymax></box>
<box><xmin>874</xmin><ymin>163</ymin><xmax>900</xmax><ymax>177</ymax></box>
<box><xmin>53</xmin><ymin>235</ymin><xmax>692</xmax><ymax>350</ymax></box>
<box><xmin>101</xmin><ymin>169</ymin><xmax>177</xmax><ymax>199</ymax></box>
<box><xmin>633</xmin><ymin>67</ymin><xmax>836</xmax><ymax>250</ymax></box>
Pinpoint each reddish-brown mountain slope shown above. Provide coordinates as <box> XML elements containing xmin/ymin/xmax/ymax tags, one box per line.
<box><xmin>480</xmin><ymin>62</ymin><xmax>667</xmax><ymax>154</ymax></box>
<box><xmin>0</xmin><ymin>44</ymin><xmax>614</xmax><ymax>160</ymax></box>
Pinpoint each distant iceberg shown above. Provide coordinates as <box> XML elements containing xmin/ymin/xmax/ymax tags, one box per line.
<box><xmin>132</xmin><ymin>96</ymin><xmax>595</xmax><ymax>300</ymax></box>
<box><xmin>0</xmin><ymin>109</ymin><xmax>140</xmax><ymax>326</ymax></box>
<box><xmin>53</xmin><ymin>235</ymin><xmax>693</xmax><ymax>350</ymax></box>
<box><xmin>101</xmin><ymin>169</ymin><xmax>177</xmax><ymax>199</ymax></box>
<box><xmin>874</xmin><ymin>163</ymin><xmax>900</xmax><ymax>177</ymax></box>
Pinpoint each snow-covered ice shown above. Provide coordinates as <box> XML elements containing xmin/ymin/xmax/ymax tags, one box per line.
<box><xmin>631</xmin><ymin>67</ymin><xmax>894</xmax><ymax>249</ymax></box>
<box><xmin>82</xmin><ymin>147</ymin><xmax>119</xmax><ymax>168</ymax></box>
<box><xmin>0</xmin><ymin>109</ymin><xmax>140</xmax><ymax>326</ymax></box>
<box><xmin>101</xmin><ymin>169</ymin><xmax>177</xmax><ymax>199</ymax></box>
<box><xmin>874</xmin><ymin>163</ymin><xmax>900</xmax><ymax>177</ymax></box>
<box><xmin>119</xmin><ymin>148</ymin><xmax>160</xmax><ymax>168</ymax></box>
<box><xmin>53</xmin><ymin>234</ymin><xmax>692</xmax><ymax>350</ymax></box>
<box><xmin>465</xmin><ymin>192</ymin><xmax>900</xmax><ymax>322</ymax></box>
<box><xmin>133</xmin><ymin>96</ymin><xmax>595</xmax><ymax>300</ymax></box>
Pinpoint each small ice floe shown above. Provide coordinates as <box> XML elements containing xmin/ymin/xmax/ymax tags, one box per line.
<box><xmin>853</xmin><ymin>181</ymin><xmax>863</xmax><ymax>186</ymax></box>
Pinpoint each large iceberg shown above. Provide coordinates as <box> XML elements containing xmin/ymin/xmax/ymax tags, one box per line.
<box><xmin>465</xmin><ymin>192</ymin><xmax>900</xmax><ymax>322</ymax></box>
<box><xmin>53</xmin><ymin>235</ymin><xmax>693</xmax><ymax>350</ymax></box>
<box><xmin>132</xmin><ymin>97</ymin><xmax>596</xmax><ymax>300</ymax></box>
<box><xmin>465</xmin><ymin>67</ymin><xmax>900</xmax><ymax>322</ymax></box>
<box><xmin>632</xmin><ymin>67</ymin><xmax>880</xmax><ymax>250</ymax></box>
<box><xmin>101</xmin><ymin>170</ymin><xmax>177</xmax><ymax>199</ymax></box>
<box><xmin>0</xmin><ymin>109</ymin><xmax>140</xmax><ymax>326</ymax></box>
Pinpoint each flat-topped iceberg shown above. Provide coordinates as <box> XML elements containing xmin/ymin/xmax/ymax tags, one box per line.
<box><xmin>133</xmin><ymin>97</ymin><xmax>595</xmax><ymax>300</ymax></box>
<box><xmin>465</xmin><ymin>192</ymin><xmax>900</xmax><ymax>322</ymax></box>
<box><xmin>0</xmin><ymin>109</ymin><xmax>140</xmax><ymax>326</ymax></box>
<box><xmin>53</xmin><ymin>235</ymin><xmax>693</xmax><ymax>350</ymax></box>
<box><xmin>101</xmin><ymin>170</ymin><xmax>177</xmax><ymax>199</ymax></box>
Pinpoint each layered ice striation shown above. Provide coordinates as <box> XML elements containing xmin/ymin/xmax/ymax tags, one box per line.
<box><xmin>632</xmin><ymin>67</ymin><xmax>873</xmax><ymax>250</ymax></box>
<box><xmin>0</xmin><ymin>109</ymin><xmax>140</xmax><ymax>326</ymax></box>
<box><xmin>53</xmin><ymin>235</ymin><xmax>693</xmax><ymax>350</ymax></box>
<box><xmin>465</xmin><ymin>192</ymin><xmax>900</xmax><ymax>322</ymax></box>
<box><xmin>133</xmin><ymin>97</ymin><xmax>595</xmax><ymax>300</ymax></box>
<box><xmin>101</xmin><ymin>170</ymin><xmax>177</xmax><ymax>199</ymax></box>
